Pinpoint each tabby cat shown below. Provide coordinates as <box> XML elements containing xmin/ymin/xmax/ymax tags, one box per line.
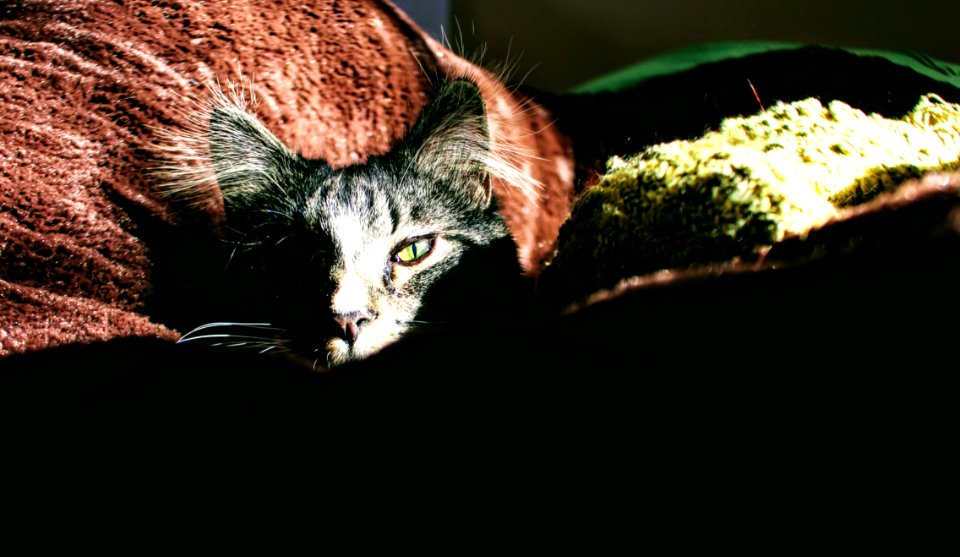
<box><xmin>173</xmin><ymin>79</ymin><xmax>531</xmax><ymax>368</ymax></box>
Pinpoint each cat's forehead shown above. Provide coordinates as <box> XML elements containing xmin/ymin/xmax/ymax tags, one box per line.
<box><xmin>298</xmin><ymin>162</ymin><xmax>472</xmax><ymax>245</ymax></box>
<box><xmin>304</xmin><ymin>171</ymin><xmax>398</xmax><ymax>233</ymax></box>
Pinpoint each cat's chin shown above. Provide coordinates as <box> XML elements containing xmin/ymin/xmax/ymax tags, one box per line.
<box><xmin>325</xmin><ymin>339</ymin><xmax>360</xmax><ymax>367</ymax></box>
<box><xmin>323</xmin><ymin>331</ymin><xmax>399</xmax><ymax>368</ymax></box>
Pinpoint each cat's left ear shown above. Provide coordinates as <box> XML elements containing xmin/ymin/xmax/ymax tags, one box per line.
<box><xmin>207</xmin><ymin>102</ymin><xmax>301</xmax><ymax>210</ymax></box>
<box><xmin>404</xmin><ymin>79</ymin><xmax>493</xmax><ymax>206</ymax></box>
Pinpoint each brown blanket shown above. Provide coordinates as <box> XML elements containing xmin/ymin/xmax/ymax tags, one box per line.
<box><xmin>0</xmin><ymin>0</ymin><xmax>572</xmax><ymax>357</ymax></box>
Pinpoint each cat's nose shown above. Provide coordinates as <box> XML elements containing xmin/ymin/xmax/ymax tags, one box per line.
<box><xmin>334</xmin><ymin>310</ymin><xmax>374</xmax><ymax>345</ymax></box>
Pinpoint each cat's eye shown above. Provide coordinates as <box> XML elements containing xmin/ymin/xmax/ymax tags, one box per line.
<box><xmin>394</xmin><ymin>236</ymin><xmax>435</xmax><ymax>265</ymax></box>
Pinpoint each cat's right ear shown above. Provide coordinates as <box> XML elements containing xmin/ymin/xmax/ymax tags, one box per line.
<box><xmin>403</xmin><ymin>79</ymin><xmax>494</xmax><ymax>207</ymax></box>
<box><xmin>207</xmin><ymin>104</ymin><xmax>299</xmax><ymax>210</ymax></box>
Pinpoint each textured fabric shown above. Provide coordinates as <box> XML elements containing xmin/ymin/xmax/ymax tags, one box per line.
<box><xmin>0</xmin><ymin>0</ymin><xmax>572</xmax><ymax>357</ymax></box>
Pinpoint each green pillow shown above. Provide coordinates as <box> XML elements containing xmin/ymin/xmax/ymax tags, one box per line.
<box><xmin>571</xmin><ymin>41</ymin><xmax>960</xmax><ymax>94</ymax></box>
<box><xmin>538</xmin><ymin>43</ymin><xmax>960</xmax><ymax>308</ymax></box>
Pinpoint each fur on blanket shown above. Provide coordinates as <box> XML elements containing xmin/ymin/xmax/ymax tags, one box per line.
<box><xmin>0</xmin><ymin>0</ymin><xmax>572</xmax><ymax>357</ymax></box>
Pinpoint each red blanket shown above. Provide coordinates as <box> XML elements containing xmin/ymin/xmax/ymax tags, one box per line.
<box><xmin>0</xmin><ymin>0</ymin><xmax>572</xmax><ymax>357</ymax></box>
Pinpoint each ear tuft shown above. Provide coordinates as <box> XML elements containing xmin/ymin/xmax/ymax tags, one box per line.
<box><xmin>150</xmin><ymin>79</ymin><xmax>302</xmax><ymax>210</ymax></box>
<box><xmin>405</xmin><ymin>79</ymin><xmax>493</xmax><ymax>206</ymax></box>
<box><xmin>207</xmin><ymin>101</ymin><xmax>297</xmax><ymax>206</ymax></box>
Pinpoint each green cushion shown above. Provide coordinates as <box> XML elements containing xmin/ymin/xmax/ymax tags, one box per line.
<box><xmin>570</xmin><ymin>41</ymin><xmax>960</xmax><ymax>94</ymax></box>
<box><xmin>537</xmin><ymin>43</ymin><xmax>960</xmax><ymax>308</ymax></box>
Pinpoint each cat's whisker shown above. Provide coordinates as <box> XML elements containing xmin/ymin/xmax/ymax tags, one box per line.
<box><xmin>398</xmin><ymin>318</ymin><xmax>450</xmax><ymax>333</ymax></box>
<box><xmin>221</xmin><ymin>341</ymin><xmax>257</xmax><ymax>348</ymax></box>
<box><xmin>179</xmin><ymin>321</ymin><xmax>280</xmax><ymax>334</ymax></box>
<box><xmin>179</xmin><ymin>333</ymin><xmax>281</xmax><ymax>344</ymax></box>
<box><xmin>272</xmin><ymin>233</ymin><xmax>294</xmax><ymax>248</ymax></box>
<box><xmin>227</xmin><ymin>340</ymin><xmax>288</xmax><ymax>350</ymax></box>
<box><xmin>177</xmin><ymin>322</ymin><xmax>291</xmax><ymax>353</ymax></box>
<box><xmin>224</xmin><ymin>243</ymin><xmax>240</xmax><ymax>270</ymax></box>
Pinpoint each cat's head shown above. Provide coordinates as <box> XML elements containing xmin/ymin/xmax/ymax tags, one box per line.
<box><xmin>190</xmin><ymin>79</ymin><xmax>527</xmax><ymax>367</ymax></box>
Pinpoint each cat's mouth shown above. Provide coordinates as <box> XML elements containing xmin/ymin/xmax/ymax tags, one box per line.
<box><xmin>324</xmin><ymin>337</ymin><xmax>365</xmax><ymax>367</ymax></box>
<box><xmin>321</xmin><ymin>318</ymin><xmax>408</xmax><ymax>368</ymax></box>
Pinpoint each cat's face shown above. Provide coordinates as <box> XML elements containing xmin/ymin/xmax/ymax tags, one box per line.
<box><xmin>191</xmin><ymin>79</ymin><xmax>523</xmax><ymax>367</ymax></box>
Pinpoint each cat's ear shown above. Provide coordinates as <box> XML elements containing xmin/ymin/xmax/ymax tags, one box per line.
<box><xmin>405</xmin><ymin>79</ymin><xmax>493</xmax><ymax>206</ymax></box>
<box><xmin>208</xmin><ymin>104</ymin><xmax>300</xmax><ymax>209</ymax></box>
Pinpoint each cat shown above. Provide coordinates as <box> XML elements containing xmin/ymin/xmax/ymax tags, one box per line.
<box><xmin>165</xmin><ymin>78</ymin><xmax>532</xmax><ymax>369</ymax></box>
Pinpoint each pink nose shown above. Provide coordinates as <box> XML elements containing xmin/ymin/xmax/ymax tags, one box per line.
<box><xmin>334</xmin><ymin>310</ymin><xmax>374</xmax><ymax>345</ymax></box>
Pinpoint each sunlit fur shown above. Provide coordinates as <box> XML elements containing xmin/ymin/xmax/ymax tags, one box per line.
<box><xmin>158</xmin><ymin>78</ymin><xmax>528</xmax><ymax>368</ymax></box>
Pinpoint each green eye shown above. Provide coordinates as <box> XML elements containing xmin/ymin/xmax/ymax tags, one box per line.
<box><xmin>394</xmin><ymin>236</ymin><xmax>435</xmax><ymax>265</ymax></box>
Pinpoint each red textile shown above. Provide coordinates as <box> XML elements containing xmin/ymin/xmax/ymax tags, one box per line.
<box><xmin>0</xmin><ymin>0</ymin><xmax>572</xmax><ymax>357</ymax></box>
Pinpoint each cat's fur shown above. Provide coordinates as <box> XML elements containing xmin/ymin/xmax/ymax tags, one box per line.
<box><xmin>162</xmin><ymin>79</ymin><xmax>530</xmax><ymax>368</ymax></box>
